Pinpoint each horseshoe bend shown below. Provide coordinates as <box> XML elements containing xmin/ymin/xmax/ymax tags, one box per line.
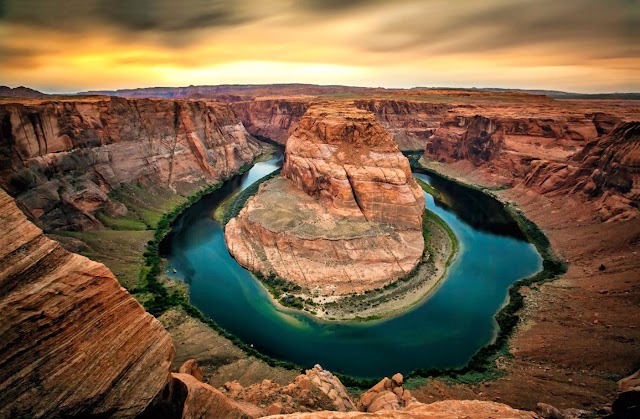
<box><xmin>1</xmin><ymin>12</ymin><xmax>640</xmax><ymax>414</ymax></box>
<box><xmin>225</xmin><ymin>104</ymin><xmax>432</xmax><ymax>307</ymax></box>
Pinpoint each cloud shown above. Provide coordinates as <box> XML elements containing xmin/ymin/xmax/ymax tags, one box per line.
<box><xmin>0</xmin><ymin>0</ymin><xmax>255</xmax><ymax>32</ymax></box>
<box><xmin>0</xmin><ymin>0</ymin><xmax>637</xmax><ymax>92</ymax></box>
<box><xmin>363</xmin><ymin>0</ymin><xmax>638</xmax><ymax>59</ymax></box>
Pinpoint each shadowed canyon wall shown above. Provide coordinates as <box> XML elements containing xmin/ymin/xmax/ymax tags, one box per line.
<box><xmin>0</xmin><ymin>97</ymin><xmax>263</xmax><ymax>231</ymax></box>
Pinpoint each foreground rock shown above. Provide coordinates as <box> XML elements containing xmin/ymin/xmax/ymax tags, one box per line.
<box><xmin>265</xmin><ymin>399</ymin><xmax>536</xmax><ymax>418</ymax></box>
<box><xmin>0</xmin><ymin>189</ymin><xmax>174</xmax><ymax>418</ymax></box>
<box><xmin>223</xmin><ymin>365</ymin><xmax>356</xmax><ymax>415</ymax></box>
<box><xmin>226</xmin><ymin>103</ymin><xmax>425</xmax><ymax>295</ymax></box>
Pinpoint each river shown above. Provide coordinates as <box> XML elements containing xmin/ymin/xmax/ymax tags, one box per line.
<box><xmin>161</xmin><ymin>153</ymin><xmax>542</xmax><ymax>378</ymax></box>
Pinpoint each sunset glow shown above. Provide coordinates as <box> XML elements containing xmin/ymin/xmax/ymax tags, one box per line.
<box><xmin>1</xmin><ymin>0</ymin><xmax>638</xmax><ymax>93</ymax></box>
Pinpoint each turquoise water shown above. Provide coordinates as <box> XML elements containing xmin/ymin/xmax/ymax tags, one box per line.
<box><xmin>162</xmin><ymin>154</ymin><xmax>542</xmax><ymax>378</ymax></box>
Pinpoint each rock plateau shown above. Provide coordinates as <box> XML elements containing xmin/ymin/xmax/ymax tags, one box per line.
<box><xmin>225</xmin><ymin>103</ymin><xmax>425</xmax><ymax>295</ymax></box>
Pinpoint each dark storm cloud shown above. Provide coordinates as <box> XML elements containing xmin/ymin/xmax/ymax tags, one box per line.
<box><xmin>0</xmin><ymin>0</ymin><xmax>252</xmax><ymax>32</ymax></box>
<box><xmin>366</xmin><ymin>0</ymin><xmax>638</xmax><ymax>59</ymax></box>
<box><xmin>301</xmin><ymin>0</ymin><xmax>380</xmax><ymax>12</ymax></box>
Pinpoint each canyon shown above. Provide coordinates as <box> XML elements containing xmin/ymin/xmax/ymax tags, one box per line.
<box><xmin>225</xmin><ymin>103</ymin><xmax>426</xmax><ymax>297</ymax></box>
<box><xmin>0</xmin><ymin>97</ymin><xmax>263</xmax><ymax>231</ymax></box>
<box><xmin>0</xmin><ymin>86</ymin><xmax>639</xmax><ymax>417</ymax></box>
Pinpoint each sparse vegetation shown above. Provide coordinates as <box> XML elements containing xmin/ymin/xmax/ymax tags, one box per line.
<box><xmin>221</xmin><ymin>169</ymin><xmax>282</xmax><ymax>226</ymax></box>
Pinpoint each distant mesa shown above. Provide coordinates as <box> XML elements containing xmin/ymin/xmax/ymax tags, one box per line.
<box><xmin>225</xmin><ymin>103</ymin><xmax>425</xmax><ymax>296</ymax></box>
<box><xmin>0</xmin><ymin>86</ymin><xmax>47</xmax><ymax>98</ymax></box>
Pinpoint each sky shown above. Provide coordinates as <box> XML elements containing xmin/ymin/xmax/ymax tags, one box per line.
<box><xmin>0</xmin><ymin>0</ymin><xmax>638</xmax><ymax>93</ymax></box>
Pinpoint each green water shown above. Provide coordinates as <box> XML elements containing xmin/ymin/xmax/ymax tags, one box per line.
<box><xmin>162</xmin><ymin>154</ymin><xmax>542</xmax><ymax>378</ymax></box>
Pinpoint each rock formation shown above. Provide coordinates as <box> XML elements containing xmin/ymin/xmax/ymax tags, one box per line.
<box><xmin>225</xmin><ymin>103</ymin><xmax>425</xmax><ymax>295</ymax></box>
<box><xmin>0</xmin><ymin>97</ymin><xmax>263</xmax><ymax>230</ymax></box>
<box><xmin>0</xmin><ymin>189</ymin><xmax>174</xmax><ymax>418</ymax></box>
<box><xmin>232</xmin><ymin>98</ymin><xmax>451</xmax><ymax>151</ymax></box>
<box><xmin>223</xmin><ymin>365</ymin><xmax>356</xmax><ymax>415</ymax></box>
<box><xmin>521</xmin><ymin>121</ymin><xmax>640</xmax><ymax>222</ymax></box>
<box><xmin>353</xmin><ymin>100</ymin><xmax>451</xmax><ymax>151</ymax></box>
<box><xmin>232</xmin><ymin>99</ymin><xmax>309</xmax><ymax>144</ymax></box>
<box><xmin>266</xmin><ymin>399</ymin><xmax>536</xmax><ymax>418</ymax></box>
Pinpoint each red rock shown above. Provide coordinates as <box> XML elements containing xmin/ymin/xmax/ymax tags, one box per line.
<box><xmin>266</xmin><ymin>399</ymin><xmax>536</xmax><ymax>418</ymax></box>
<box><xmin>226</xmin><ymin>104</ymin><xmax>425</xmax><ymax>295</ymax></box>
<box><xmin>173</xmin><ymin>373</ymin><xmax>263</xmax><ymax>419</ymax></box>
<box><xmin>0</xmin><ymin>189</ymin><xmax>174</xmax><ymax>418</ymax></box>
<box><xmin>0</xmin><ymin>97</ymin><xmax>264</xmax><ymax>231</ymax></box>
<box><xmin>391</xmin><ymin>373</ymin><xmax>404</xmax><ymax>387</ymax></box>
<box><xmin>179</xmin><ymin>359</ymin><xmax>204</xmax><ymax>382</ymax></box>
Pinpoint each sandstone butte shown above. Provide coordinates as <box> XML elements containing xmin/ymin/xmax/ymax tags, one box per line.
<box><xmin>225</xmin><ymin>103</ymin><xmax>426</xmax><ymax>295</ymax></box>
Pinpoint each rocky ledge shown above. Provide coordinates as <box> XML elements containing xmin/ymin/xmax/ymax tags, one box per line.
<box><xmin>225</xmin><ymin>103</ymin><xmax>425</xmax><ymax>297</ymax></box>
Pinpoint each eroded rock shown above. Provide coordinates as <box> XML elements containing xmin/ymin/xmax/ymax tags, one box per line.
<box><xmin>225</xmin><ymin>103</ymin><xmax>425</xmax><ymax>295</ymax></box>
<box><xmin>0</xmin><ymin>189</ymin><xmax>174</xmax><ymax>418</ymax></box>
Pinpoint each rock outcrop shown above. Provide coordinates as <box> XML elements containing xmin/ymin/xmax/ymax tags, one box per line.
<box><xmin>353</xmin><ymin>100</ymin><xmax>451</xmax><ymax>151</ymax></box>
<box><xmin>231</xmin><ymin>99</ymin><xmax>309</xmax><ymax>144</ymax></box>
<box><xmin>358</xmin><ymin>374</ymin><xmax>416</xmax><ymax>413</ymax></box>
<box><xmin>0</xmin><ymin>97</ymin><xmax>263</xmax><ymax>230</ymax></box>
<box><xmin>265</xmin><ymin>399</ymin><xmax>536</xmax><ymax>418</ymax></box>
<box><xmin>0</xmin><ymin>188</ymin><xmax>174</xmax><ymax>418</ymax></box>
<box><xmin>223</xmin><ymin>365</ymin><xmax>356</xmax><ymax>415</ymax></box>
<box><xmin>226</xmin><ymin>104</ymin><xmax>425</xmax><ymax>295</ymax></box>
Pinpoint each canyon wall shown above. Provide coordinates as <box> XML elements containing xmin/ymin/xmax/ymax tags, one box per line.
<box><xmin>231</xmin><ymin>98</ymin><xmax>450</xmax><ymax>151</ymax></box>
<box><xmin>422</xmin><ymin>104</ymin><xmax>639</xmax><ymax>221</ymax></box>
<box><xmin>0</xmin><ymin>97</ymin><xmax>264</xmax><ymax>231</ymax></box>
<box><xmin>522</xmin><ymin>121</ymin><xmax>640</xmax><ymax>222</ymax></box>
<box><xmin>353</xmin><ymin>99</ymin><xmax>451</xmax><ymax>151</ymax></box>
<box><xmin>231</xmin><ymin>99</ymin><xmax>309</xmax><ymax>144</ymax></box>
<box><xmin>226</xmin><ymin>104</ymin><xmax>425</xmax><ymax>295</ymax></box>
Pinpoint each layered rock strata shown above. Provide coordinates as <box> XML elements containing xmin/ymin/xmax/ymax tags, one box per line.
<box><xmin>0</xmin><ymin>189</ymin><xmax>174</xmax><ymax>418</ymax></box>
<box><xmin>523</xmin><ymin>121</ymin><xmax>640</xmax><ymax>221</ymax></box>
<box><xmin>0</xmin><ymin>97</ymin><xmax>263</xmax><ymax>230</ymax></box>
<box><xmin>353</xmin><ymin>99</ymin><xmax>451</xmax><ymax>150</ymax></box>
<box><xmin>231</xmin><ymin>99</ymin><xmax>309</xmax><ymax>144</ymax></box>
<box><xmin>226</xmin><ymin>104</ymin><xmax>425</xmax><ymax>295</ymax></box>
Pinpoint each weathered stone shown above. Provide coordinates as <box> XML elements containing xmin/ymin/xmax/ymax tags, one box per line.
<box><xmin>264</xmin><ymin>399</ymin><xmax>536</xmax><ymax>418</ymax></box>
<box><xmin>391</xmin><ymin>373</ymin><xmax>404</xmax><ymax>387</ymax></box>
<box><xmin>536</xmin><ymin>402</ymin><xmax>565</xmax><ymax>419</ymax></box>
<box><xmin>0</xmin><ymin>189</ymin><xmax>174</xmax><ymax>418</ymax></box>
<box><xmin>179</xmin><ymin>359</ymin><xmax>204</xmax><ymax>382</ymax></box>
<box><xmin>226</xmin><ymin>104</ymin><xmax>424</xmax><ymax>295</ymax></box>
<box><xmin>0</xmin><ymin>97</ymin><xmax>264</xmax><ymax>231</ymax></box>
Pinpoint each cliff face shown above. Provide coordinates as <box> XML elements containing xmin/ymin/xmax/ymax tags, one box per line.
<box><xmin>523</xmin><ymin>121</ymin><xmax>640</xmax><ymax>222</ymax></box>
<box><xmin>231</xmin><ymin>99</ymin><xmax>309</xmax><ymax>144</ymax></box>
<box><xmin>0</xmin><ymin>97</ymin><xmax>263</xmax><ymax>230</ymax></box>
<box><xmin>282</xmin><ymin>104</ymin><xmax>425</xmax><ymax>228</ymax></box>
<box><xmin>353</xmin><ymin>99</ymin><xmax>451</xmax><ymax>151</ymax></box>
<box><xmin>231</xmin><ymin>98</ymin><xmax>451</xmax><ymax>151</ymax></box>
<box><xmin>226</xmin><ymin>104</ymin><xmax>425</xmax><ymax>295</ymax></box>
<box><xmin>425</xmin><ymin>110</ymin><xmax>604</xmax><ymax>166</ymax></box>
<box><xmin>0</xmin><ymin>189</ymin><xmax>174</xmax><ymax>418</ymax></box>
<box><xmin>422</xmin><ymin>105</ymin><xmax>639</xmax><ymax>221</ymax></box>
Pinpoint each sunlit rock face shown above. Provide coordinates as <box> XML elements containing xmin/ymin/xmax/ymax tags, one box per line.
<box><xmin>0</xmin><ymin>189</ymin><xmax>174</xmax><ymax>418</ymax></box>
<box><xmin>225</xmin><ymin>103</ymin><xmax>425</xmax><ymax>295</ymax></box>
